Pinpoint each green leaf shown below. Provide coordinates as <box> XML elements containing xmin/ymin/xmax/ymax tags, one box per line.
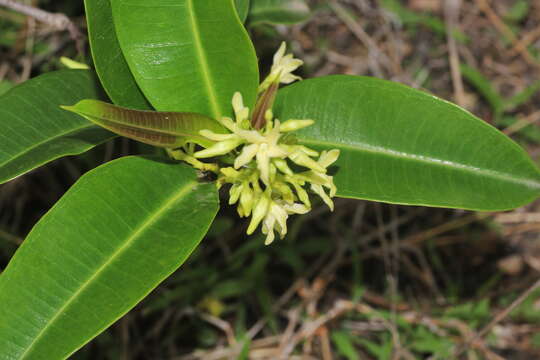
<box><xmin>505</xmin><ymin>80</ymin><xmax>540</xmax><ymax>111</ymax></box>
<box><xmin>0</xmin><ymin>80</ymin><xmax>13</xmax><ymax>96</ymax></box>
<box><xmin>112</xmin><ymin>0</ymin><xmax>259</xmax><ymax>119</ymax></box>
<box><xmin>84</xmin><ymin>0</ymin><xmax>151</xmax><ymax>109</ymax></box>
<box><xmin>235</xmin><ymin>0</ymin><xmax>251</xmax><ymax>22</ymax></box>
<box><xmin>62</xmin><ymin>99</ymin><xmax>227</xmax><ymax>148</ymax></box>
<box><xmin>0</xmin><ymin>70</ymin><xmax>113</xmax><ymax>185</ymax></box>
<box><xmin>331</xmin><ymin>331</ymin><xmax>360</xmax><ymax>360</ymax></box>
<box><xmin>248</xmin><ymin>0</ymin><xmax>310</xmax><ymax>25</ymax></box>
<box><xmin>0</xmin><ymin>156</ymin><xmax>218</xmax><ymax>359</ymax></box>
<box><xmin>274</xmin><ymin>75</ymin><xmax>540</xmax><ymax>211</ymax></box>
<box><xmin>460</xmin><ymin>64</ymin><xmax>504</xmax><ymax>116</ymax></box>
<box><xmin>499</xmin><ymin>116</ymin><xmax>540</xmax><ymax>144</ymax></box>
<box><xmin>380</xmin><ymin>0</ymin><xmax>468</xmax><ymax>43</ymax></box>
<box><xmin>505</xmin><ymin>0</ymin><xmax>529</xmax><ymax>22</ymax></box>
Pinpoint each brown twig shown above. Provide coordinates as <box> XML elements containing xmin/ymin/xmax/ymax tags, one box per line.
<box><xmin>329</xmin><ymin>1</ymin><xmax>399</xmax><ymax>77</ymax></box>
<box><xmin>0</xmin><ymin>0</ymin><xmax>82</xmax><ymax>50</ymax></box>
<box><xmin>503</xmin><ymin>111</ymin><xmax>540</xmax><ymax>136</ymax></box>
<box><xmin>199</xmin><ymin>313</ymin><xmax>237</xmax><ymax>347</ymax></box>
<box><xmin>0</xmin><ymin>228</ymin><xmax>23</xmax><ymax>245</ymax></box>
<box><xmin>453</xmin><ymin>278</ymin><xmax>540</xmax><ymax>358</ymax></box>
<box><xmin>474</xmin><ymin>0</ymin><xmax>538</xmax><ymax>66</ymax></box>
<box><xmin>444</xmin><ymin>0</ymin><xmax>466</xmax><ymax>107</ymax></box>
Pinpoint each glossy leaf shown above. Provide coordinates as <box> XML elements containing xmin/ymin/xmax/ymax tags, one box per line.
<box><xmin>0</xmin><ymin>70</ymin><xmax>113</xmax><ymax>185</ymax></box>
<box><xmin>274</xmin><ymin>75</ymin><xmax>540</xmax><ymax>211</ymax></box>
<box><xmin>84</xmin><ymin>0</ymin><xmax>150</xmax><ymax>109</ymax></box>
<box><xmin>235</xmin><ymin>0</ymin><xmax>251</xmax><ymax>22</ymax></box>
<box><xmin>62</xmin><ymin>100</ymin><xmax>227</xmax><ymax>148</ymax></box>
<box><xmin>112</xmin><ymin>0</ymin><xmax>259</xmax><ymax>119</ymax></box>
<box><xmin>248</xmin><ymin>0</ymin><xmax>310</xmax><ymax>25</ymax></box>
<box><xmin>0</xmin><ymin>156</ymin><xmax>219</xmax><ymax>359</ymax></box>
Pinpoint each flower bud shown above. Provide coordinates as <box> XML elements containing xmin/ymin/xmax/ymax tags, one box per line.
<box><xmin>229</xmin><ymin>184</ymin><xmax>242</xmax><ymax>205</ymax></box>
<box><xmin>265</xmin><ymin>109</ymin><xmax>274</xmax><ymax>122</ymax></box>
<box><xmin>273</xmin><ymin>158</ymin><xmax>293</xmax><ymax>175</ymax></box>
<box><xmin>291</xmin><ymin>182</ymin><xmax>311</xmax><ymax>207</ymax></box>
<box><xmin>319</xmin><ymin>149</ymin><xmax>340</xmax><ymax>168</ymax></box>
<box><xmin>289</xmin><ymin>151</ymin><xmax>326</xmax><ymax>173</ymax></box>
<box><xmin>280</xmin><ymin>119</ymin><xmax>314</xmax><ymax>132</ymax></box>
<box><xmin>273</xmin><ymin>181</ymin><xmax>295</xmax><ymax>203</ymax></box>
<box><xmin>234</xmin><ymin>143</ymin><xmax>259</xmax><ymax>169</ymax></box>
<box><xmin>247</xmin><ymin>192</ymin><xmax>271</xmax><ymax>235</ymax></box>
<box><xmin>256</xmin><ymin>144</ymin><xmax>271</xmax><ymax>184</ymax></box>
<box><xmin>194</xmin><ymin>138</ymin><xmax>242</xmax><ymax>158</ymax></box>
<box><xmin>239</xmin><ymin>183</ymin><xmax>254</xmax><ymax>217</ymax></box>
<box><xmin>220</xmin><ymin>167</ymin><xmax>241</xmax><ymax>180</ymax></box>
<box><xmin>199</xmin><ymin>130</ymin><xmax>236</xmax><ymax>142</ymax></box>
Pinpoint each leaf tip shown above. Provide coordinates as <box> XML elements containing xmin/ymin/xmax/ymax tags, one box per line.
<box><xmin>59</xmin><ymin>104</ymin><xmax>76</xmax><ymax>112</ymax></box>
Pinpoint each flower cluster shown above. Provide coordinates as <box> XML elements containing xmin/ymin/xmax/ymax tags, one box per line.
<box><xmin>172</xmin><ymin>43</ymin><xmax>339</xmax><ymax>244</ymax></box>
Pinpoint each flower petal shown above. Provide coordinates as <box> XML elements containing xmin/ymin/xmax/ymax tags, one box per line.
<box><xmin>311</xmin><ymin>184</ymin><xmax>334</xmax><ymax>211</ymax></box>
<box><xmin>257</xmin><ymin>144</ymin><xmax>271</xmax><ymax>184</ymax></box>
<box><xmin>247</xmin><ymin>192</ymin><xmax>271</xmax><ymax>235</ymax></box>
<box><xmin>200</xmin><ymin>130</ymin><xmax>236</xmax><ymax>142</ymax></box>
<box><xmin>234</xmin><ymin>143</ymin><xmax>259</xmax><ymax>169</ymax></box>
<box><xmin>194</xmin><ymin>138</ymin><xmax>243</xmax><ymax>158</ymax></box>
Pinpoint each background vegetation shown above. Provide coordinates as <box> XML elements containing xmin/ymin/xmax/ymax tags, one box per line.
<box><xmin>1</xmin><ymin>0</ymin><xmax>539</xmax><ymax>358</ymax></box>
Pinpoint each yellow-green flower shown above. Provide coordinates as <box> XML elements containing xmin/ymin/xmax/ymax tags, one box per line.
<box><xmin>259</xmin><ymin>42</ymin><xmax>304</xmax><ymax>93</ymax></box>
<box><xmin>172</xmin><ymin>41</ymin><xmax>340</xmax><ymax>245</ymax></box>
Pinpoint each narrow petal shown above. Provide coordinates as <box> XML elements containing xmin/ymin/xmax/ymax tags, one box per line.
<box><xmin>239</xmin><ymin>184</ymin><xmax>254</xmax><ymax>217</ymax></box>
<box><xmin>247</xmin><ymin>194</ymin><xmax>270</xmax><ymax>235</ymax></box>
<box><xmin>257</xmin><ymin>144</ymin><xmax>271</xmax><ymax>184</ymax></box>
<box><xmin>236</xmin><ymin>128</ymin><xmax>266</xmax><ymax>143</ymax></box>
<box><xmin>273</xmin><ymin>158</ymin><xmax>293</xmax><ymax>175</ymax></box>
<box><xmin>297</xmin><ymin>146</ymin><xmax>319</xmax><ymax>157</ymax></box>
<box><xmin>270</xmin><ymin>203</ymin><xmax>288</xmax><ymax>237</ymax></box>
<box><xmin>311</xmin><ymin>184</ymin><xmax>334</xmax><ymax>211</ymax></box>
<box><xmin>200</xmin><ymin>130</ymin><xmax>236</xmax><ymax>142</ymax></box>
<box><xmin>263</xmin><ymin>222</ymin><xmax>276</xmax><ymax>245</ymax></box>
<box><xmin>289</xmin><ymin>151</ymin><xmax>326</xmax><ymax>173</ymax></box>
<box><xmin>229</xmin><ymin>184</ymin><xmax>242</xmax><ymax>205</ymax></box>
<box><xmin>272</xmin><ymin>42</ymin><xmax>287</xmax><ymax>68</ymax></box>
<box><xmin>234</xmin><ymin>143</ymin><xmax>259</xmax><ymax>169</ymax></box>
<box><xmin>266</xmin><ymin>146</ymin><xmax>288</xmax><ymax>159</ymax></box>
<box><xmin>274</xmin><ymin>181</ymin><xmax>295</xmax><ymax>203</ymax></box>
<box><xmin>291</xmin><ymin>182</ymin><xmax>311</xmax><ymax>207</ymax></box>
<box><xmin>194</xmin><ymin>138</ymin><xmax>242</xmax><ymax>158</ymax></box>
<box><xmin>219</xmin><ymin>117</ymin><xmax>237</xmax><ymax>132</ymax></box>
<box><xmin>220</xmin><ymin>166</ymin><xmax>241</xmax><ymax>179</ymax></box>
<box><xmin>318</xmin><ymin>149</ymin><xmax>340</xmax><ymax>168</ymax></box>
<box><xmin>283</xmin><ymin>203</ymin><xmax>310</xmax><ymax>215</ymax></box>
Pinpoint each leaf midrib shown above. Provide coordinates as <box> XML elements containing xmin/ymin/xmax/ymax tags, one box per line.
<box><xmin>300</xmin><ymin>138</ymin><xmax>540</xmax><ymax>190</ymax></box>
<box><xmin>187</xmin><ymin>0</ymin><xmax>221</xmax><ymax>119</ymax></box>
<box><xmin>0</xmin><ymin>123</ymin><xmax>101</xmax><ymax>170</ymax></box>
<box><xmin>18</xmin><ymin>179</ymin><xmax>198</xmax><ymax>359</ymax></box>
